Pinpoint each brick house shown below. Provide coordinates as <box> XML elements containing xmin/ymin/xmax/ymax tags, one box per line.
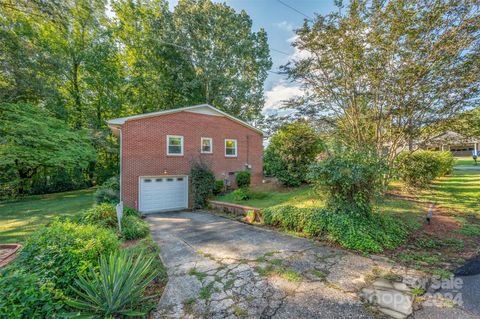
<box><xmin>107</xmin><ymin>104</ymin><xmax>263</xmax><ymax>213</ymax></box>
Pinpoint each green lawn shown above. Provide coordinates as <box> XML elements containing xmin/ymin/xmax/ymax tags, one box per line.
<box><xmin>215</xmin><ymin>185</ymin><xmax>324</xmax><ymax>209</ymax></box>
<box><xmin>216</xmin><ymin>170</ymin><xmax>479</xmax><ymax>222</ymax></box>
<box><xmin>454</xmin><ymin>156</ymin><xmax>478</xmax><ymax>167</ymax></box>
<box><xmin>0</xmin><ymin>188</ymin><xmax>95</xmax><ymax>243</ymax></box>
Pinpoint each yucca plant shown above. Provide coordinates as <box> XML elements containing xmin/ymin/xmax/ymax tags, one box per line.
<box><xmin>66</xmin><ymin>250</ymin><xmax>158</xmax><ymax>318</ymax></box>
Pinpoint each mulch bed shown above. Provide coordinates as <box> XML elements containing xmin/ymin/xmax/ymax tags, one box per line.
<box><xmin>0</xmin><ymin>244</ymin><xmax>21</xmax><ymax>268</ymax></box>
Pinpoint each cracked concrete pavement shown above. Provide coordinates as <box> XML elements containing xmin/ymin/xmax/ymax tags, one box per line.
<box><xmin>147</xmin><ymin>211</ymin><xmax>432</xmax><ymax>319</ymax></box>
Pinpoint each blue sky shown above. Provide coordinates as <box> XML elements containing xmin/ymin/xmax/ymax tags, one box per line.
<box><xmin>168</xmin><ymin>0</ymin><xmax>339</xmax><ymax>112</ymax></box>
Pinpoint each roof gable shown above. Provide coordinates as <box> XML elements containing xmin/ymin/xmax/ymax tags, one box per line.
<box><xmin>107</xmin><ymin>104</ymin><xmax>263</xmax><ymax>135</ymax></box>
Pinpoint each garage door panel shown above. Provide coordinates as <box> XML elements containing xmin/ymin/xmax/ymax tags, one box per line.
<box><xmin>139</xmin><ymin>176</ymin><xmax>188</xmax><ymax>213</ymax></box>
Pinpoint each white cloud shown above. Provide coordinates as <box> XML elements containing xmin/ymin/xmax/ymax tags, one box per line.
<box><xmin>273</xmin><ymin>21</ymin><xmax>295</xmax><ymax>32</ymax></box>
<box><xmin>264</xmin><ymin>81</ymin><xmax>303</xmax><ymax>113</ymax></box>
<box><xmin>287</xmin><ymin>35</ymin><xmax>313</xmax><ymax>61</ymax></box>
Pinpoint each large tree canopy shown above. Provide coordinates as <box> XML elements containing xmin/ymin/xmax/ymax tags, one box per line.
<box><xmin>173</xmin><ymin>0</ymin><xmax>272</xmax><ymax>120</ymax></box>
<box><xmin>0</xmin><ymin>0</ymin><xmax>272</xmax><ymax>197</ymax></box>
<box><xmin>0</xmin><ymin>103</ymin><xmax>96</xmax><ymax>196</ymax></box>
<box><xmin>283</xmin><ymin>0</ymin><xmax>479</xmax><ymax>164</ymax></box>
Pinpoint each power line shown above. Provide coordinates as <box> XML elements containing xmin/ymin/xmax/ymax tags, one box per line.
<box><xmin>276</xmin><ymin>0</ymin><xmax>313</xmax><ymax>21</ymax></box>
<box><xmin>271</xmin><ymin>48</ymin><xmax>290</xmax><ymax>56</ymax></box>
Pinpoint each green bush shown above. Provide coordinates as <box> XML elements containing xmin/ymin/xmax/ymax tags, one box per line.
<box><xmin>396</xmin><ymin>150</ymin><xmax>453</xmax><ymax>188</ymax></box>
<box><xmin>262</xmin><ymin>205</ymin><xmax>406</xmax><ymax>252</ymax></box>
<box><xmin>235</xmin><ymin>171</ymin><xmax>251</xmax><ymax>188</ymax></box>
<box><xmin>308</xmin><ymin>149</ymin><xmax>386</xmax><ymax>216</ymax></box>
<box><xmin>67</xmin><ymin>250</ymin><xmax>158</xmax><ymax>318</ymax></box>
<box><xmin>16</xmin><ymin>220</ymin><xmax>120</xmax><ymax>293</ymax></box>
<box><xmin>232</xmin><ymin>188</ymin><xmax>251</xmax><ymax>201</ymax></box>
<box><xmin>190</xmin><ymin>160</ymin><xmax>215</xmax><ymax>208</ymax></box>
<box><xmin>122</xmin><ymin>215</ymin><xmax>150</xmax><ymax>240</ymax></box>
<box><xmin>0</xmin><ymin>270</ymin><xmax>65</xmax><ymax>318</ymax></box>
<box><xmin>93</xmin><ymin>176</ymin><xmax>119</xmax><ymax>204</ymax></box>
<box><xmin>214</xmin><ymin>180</ymin><xmax>225</xmax><ymax>195</ymax></box>
<box><xmin>82</xmin><ymin>203</ymin><xmax>148</xmax><ymax>240</ymax></box>
<box><xmin>264</xmin><ymin>122</ymin><xmax>324</xmax><ymax>187</ymax></box>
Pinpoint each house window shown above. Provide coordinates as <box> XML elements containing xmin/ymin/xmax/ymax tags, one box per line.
<box><xmin>167</xmin><ymin>135</ymin><xmax>183</xmax><ymax>155</ymax></box>
<box><xmin>201</xmin><ymin>137</ymin><xmax>213</xmax><ymax>153</ymax></box>
<box><xmin>225</xmin><ymin>139</ymin><xmax>237</xmax><ymax>157</ymax></box>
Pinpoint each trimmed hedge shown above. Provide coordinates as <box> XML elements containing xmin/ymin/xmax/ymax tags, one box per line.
<box><xmin>396</xmin><ymin>151</ymin><xmax>454</xmax><ymax>188</ymax></box>
<box><xmin>262</xmin><ymin>205</ymin><xmax>406</xmax><ymax>253</ymax></box>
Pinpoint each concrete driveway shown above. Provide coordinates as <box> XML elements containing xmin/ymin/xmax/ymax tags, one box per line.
<box><xmin>147</xmin><ymin>211</ymin><xmax>422</xmax><ymax>319</ymax></box>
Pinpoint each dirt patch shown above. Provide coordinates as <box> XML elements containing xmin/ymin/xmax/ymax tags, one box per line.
<box><xmin>120</xmin><ymin>239</ymin><xmax>141</xmax><ymax>248</ymax></box>
<box><xmin>422</xmin><ymin>213</ymin><xmax>462</xmax><ymax>236</ymax></box>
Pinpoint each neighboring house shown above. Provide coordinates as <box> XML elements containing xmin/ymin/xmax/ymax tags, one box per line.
<box><xmin>420</xmin><ymin>131</ymin><xmax>480</xmax><ymax>157</ymax></box>
<box><xmin>107</xmin><ymin>104</ymin><xmax>263</xmax><ymax>213</ymax></box>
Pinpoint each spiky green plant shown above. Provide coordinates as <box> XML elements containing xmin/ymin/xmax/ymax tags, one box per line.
<box><xmin>66</xmin><ymin>250</ymin><xmax>158</xmax><ymax>318</ymax></box>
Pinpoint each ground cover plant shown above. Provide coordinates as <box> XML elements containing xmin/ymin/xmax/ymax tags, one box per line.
<box><xmin>0</xmin><ymin>195</ymin><xmax>166</xmax><ymax>318</ymax></box>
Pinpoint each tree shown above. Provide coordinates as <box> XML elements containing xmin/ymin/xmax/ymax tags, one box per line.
<box><xmin>112</xmin><ymin>0</ymin><xmax>201</xmax><ymax>114</ymax></box>
<box><xmin>264</xmin><ymin>122</ymin><xmax>324</xmax><ymax>187</ymax></box>
<box><xmin>0</xmin><ymin>103</ymin><xmax>96</xmax><ymax>197</ymax></box>
<box><xmin>283</xmin><ymin>0</ymin><xmax>479</xmax><ymax>168</ymax></box>
<box><xmin>173</xmin><ymin>0</ymin><xmax>272</xmax><ymax>120</ymax></box>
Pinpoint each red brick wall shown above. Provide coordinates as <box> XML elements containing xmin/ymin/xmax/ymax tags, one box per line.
<box><xmin>121</xmin><ymin>111</ymin><xmax>263</xmax><ymax>209</ymax></box>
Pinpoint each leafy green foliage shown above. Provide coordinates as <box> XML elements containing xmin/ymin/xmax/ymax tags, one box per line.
<box><xmin>93</xmin><ymin>176</ymin><xmax>119</xmax><ymax>204</ymax></box>
<box><xmin>396</xmin><ymin>151</ymin><xmax>454</xmax><ymax>188</ymax></box>
<box><xmin>16</xmin><ymin>220</ymin><xmax>120</xmax><ymax>293</ymax></box>
<box><xmin>232</xmin><ymin>188</ymin><xmax>251</xmax><ymax>201</ymax></box>
<box><xmin>283</xmin><ymin>0</ymin><xmax>479</xmax><ymax>168</ymax></box>
<box><xmin>122</xmin><ymin>215</ymin><xmax>150</xmax><ymax>240</ymax></box>
<box><xmin>262</xmin><ymin>205</ymin><xmax>406</xmax><ymax>253</ymax></box>
<box><xmin>235</xmin><ymin>171</ymin><xmax>251</xmax><ymax>188</ymax></box>
<box><xmin>81</xmin><ymin>203</ymin><xmax>148</xmax><ymax>240</ymax></box>
<box><xmin>190</xmin><ymin>160</ymin><xmax>215</xmax><ymax>208</ymax></box>
<box><xmin>67</xmin><ymin>250</ymin><xmax>158</xmax><ymax>318</ymax></box>
<box><xmin>308</xmin><ymin>149</ymin><xmax>386</xmax><ymax>216</ymax></box>
<box><xmin>0</xmin><ymin>270</ymin><xmax>65</xmax><ymax>318</ymax></box>
<box><xmin>264</xmin><ymin>122</ymin><xmax>323</xmax><ymax>187</ymax></box>
<box><xmin>213</xmin><ymin>180</ymin><xmax>225</xmax><ymax>195</ymax></box>
<box><xmin>0</xmin><ymin>103</ymin><xmax>96</xmax><ymax>198</ymax></box>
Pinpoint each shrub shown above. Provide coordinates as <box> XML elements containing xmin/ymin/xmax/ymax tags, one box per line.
<box><xmin>232</xmin><ymin>188</ymin><xmax>251</xmax><ymax>201</ymax></box>
<box><xmin>16</xmin><ymin>220</ymin><xmax>120</xmax><ymax>293</ymax></box>
<box><xmin>308</xmin><ymin>149</ymin><xmax>386</xmax><ymax>216</ymax></box>
<box><xmin>396</xmin><ymin>150</ymin><xmax>453</xmax><ymax>188</ymax></box>
<box><xmin>235</xmin><ymin>171</ymin><xmax>251</xmax><ymax>188</ymax></box>
<box><xmin>214</xmin><ymin>180</ymin><xmax>225</xmax><ymax>195</ymax></box>
<box><xmin>264</xmin><ymin>121</ymin><xmax>324</xmax><ymax>187</ymax></box>
<box><xmin>94</xmin><ymin>176</ymin><xmax>119</xmax><ymax>204</ymax></box>
<box><xmin>262</xmin><ymin>205</ymin><xmax>406</xmax><ymax>252</ymax></box>
<box><xmin>67</xmin><ymin>250</ymin><xmax>158</xmax><ymax>317</ymax></box>
<box><xmin>82</xmin><ymin>203</ymin><xmax>149</xmax><ymax>240</ymax></box>
<box><xmin>0</xmin><ymin>270</ymin><xmax>65</xmax><ymax>318</ymax></box>
<box><xmin>122</xmin><ymin>215</ymin><xmax>150</xmax><ymax>240</ymax></box>
<box><xmin>190</xmin><ymin>160</ymin><xmax>215</xmax><ymax>208</ymax></box>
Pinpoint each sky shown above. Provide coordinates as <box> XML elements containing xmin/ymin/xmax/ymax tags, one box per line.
<box><xmin>168</xmin><ymin>0</ymin><xmax>339</xmax><ymax>114</ymax></box>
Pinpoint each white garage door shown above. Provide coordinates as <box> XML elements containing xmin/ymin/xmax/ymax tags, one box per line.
<box><xmin>139</xmin><ymin>176</ymin><xmax>188</xmax><ymax>213</ymax></box>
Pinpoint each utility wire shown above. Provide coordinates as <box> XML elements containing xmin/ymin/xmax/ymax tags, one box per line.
<box><xmin>271</xmin><ymin>48</ymin><xmax>291</xmax><ymax>56</ymax></box>
<box><xmin>276</xmin><ymin>0</ymin><xmax>313</xmax><ymax>21</ymax></box>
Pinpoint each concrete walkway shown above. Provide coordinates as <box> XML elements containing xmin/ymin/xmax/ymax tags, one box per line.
<box><xmin>454</xmin><ymin>166</ymin><xmax>480</xmax><ymax>170</ymax></box>
<box><xmin>147</xmin><ymin>211</ymin><xmax>428</xmax><ymax>319</ymax></box>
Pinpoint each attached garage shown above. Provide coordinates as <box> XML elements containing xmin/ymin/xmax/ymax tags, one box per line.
<box><xmin>138</xmin><ymin>176</ymin><xmax>188</xmax><ymax>213</ymax></box>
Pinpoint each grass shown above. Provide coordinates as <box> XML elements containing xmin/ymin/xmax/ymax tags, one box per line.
<box><xmin>0</xmin><ymin>188</ymin><xmax>95</xmax><ymax>243</ymax></box>
<box><xmin>454</xmin><ymin>156</ymin><xmax>478</xmax><ymax>167</ymax></box>
<box><xmin>215</xmin><ymin>185</ymin><xmax>322</xmax><ymax>208</ymax></box>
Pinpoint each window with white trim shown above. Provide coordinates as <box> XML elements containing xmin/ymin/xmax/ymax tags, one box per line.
<box><xmin>225</xmin><ymin>139</ymin><xmax>237</xmax><ymax>157</ymax></box>
<box><xmin>201</xmin><ymin>137</ymin><xmax>213</xmax><ymax>153</ymax></box>
<box><xmin>167</xmin><ymin>135</ymin><xmax>183</xmax><ymax>155</ymax></box>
